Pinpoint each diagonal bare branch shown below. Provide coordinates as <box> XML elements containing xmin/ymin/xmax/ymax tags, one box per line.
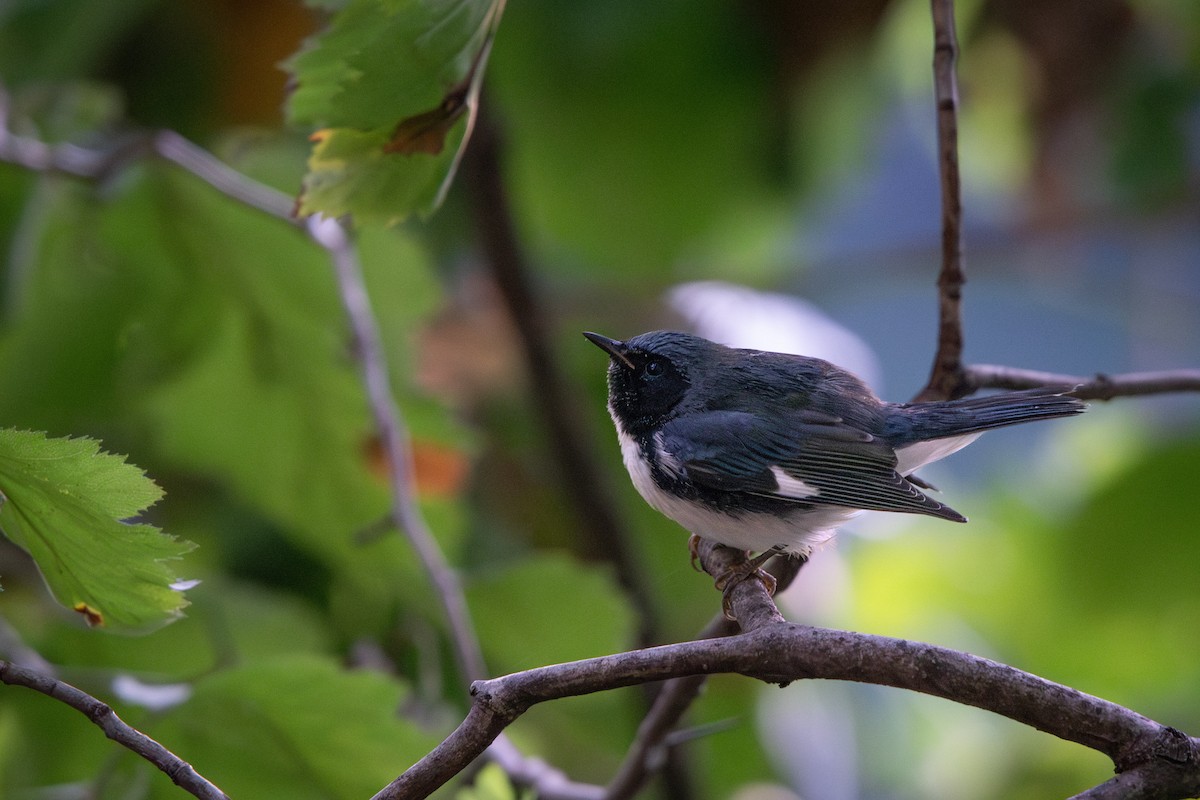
<box><xmin>0</xmin><ymin>660</ymin><xmax>230</xmax><ymax>800</ymax></box>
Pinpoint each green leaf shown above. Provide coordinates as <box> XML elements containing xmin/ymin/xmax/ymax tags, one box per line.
<box><xmin>132</xmin><ymin>168</ymin><xmax>442</xmax><ymax>565</ymax></box>
<box><xmin>0</xmin><ymin>429</ymin><xmax>193</xmax><ymax>631</ymax></box>
<box><xmin>466</xmin><ymin>553</ymin><xmax>635</xmax><ymax>672</ymax></box>
<box><xmin>285</xmin><ymin>0</ymin><xmax>506</xmax><ymax>223</ymax></box>
<box><xmin>149</xmin><ymin>655</ymin><xmax>441</xmax><ymax>800</ymax></box>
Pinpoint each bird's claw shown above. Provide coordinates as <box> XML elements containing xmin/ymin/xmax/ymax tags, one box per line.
<box><xmin>714</xmin><ymin>561</ymin><xmax>778</xmax><ymax>621</ymax></box>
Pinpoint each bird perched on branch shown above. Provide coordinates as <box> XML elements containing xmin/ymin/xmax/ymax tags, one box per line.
<box><xmin>584</xmin><ymin>330</ymin><xmax>1085</xmax><ymax>606</ymax></box>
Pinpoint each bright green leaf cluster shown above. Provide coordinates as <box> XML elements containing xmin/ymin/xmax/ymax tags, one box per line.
<box><xmin>0</xmin><ymin>429</ymin><xmax>192</xmax><ymax>631</ymax></box>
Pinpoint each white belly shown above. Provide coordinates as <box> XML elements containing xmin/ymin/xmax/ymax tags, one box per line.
<box><xmin>617</xmin><ymin>428</ymin><xmax>855</xmax><ymax>555</ymax></box>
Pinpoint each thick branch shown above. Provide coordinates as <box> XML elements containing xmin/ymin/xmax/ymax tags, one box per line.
<box><xmin>380</xmin><ymin>618</ymin><xmax>1200</xmax><ymax>800</ymax></box>
<box><xmin>0</xmin><ymin>660</ymin><xmax>230</xmax><ymax>800</ymax></box>
<box><xmin>915</xmin><ymin>0</ymin><xmax>969</xmax><ymax>402</ymax></box>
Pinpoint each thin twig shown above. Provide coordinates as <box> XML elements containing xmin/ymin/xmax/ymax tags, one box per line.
<box><xmin>307</xmin><ymin>216</ymin><xmax>488</xmax><ymax>685</ymax></box>
<box><xmin>604</xmin><ymin>618</ymin><xmax>735</xmax><ymax>800</ymax></box>
<box><xmin>485</xmin><ymin>737</ymin><xmax>605</xmax><ymax>800</ymax></box>
<box><xmin>313</xmin><ymin>216</ymin><xmax>606</xmax><ymax>799</ymax></box>
<box><xmin>0</xmin><ymin>660</ymin><xmax>230</xmax><ymax>800</ymax></box>
<box><xmin>966</xmin><ymin>365</ymin><xmax>1200</xmax><ymax>401</ymax></box>
<box><xmin>915</xmin><ymin>0</ymin><xmax>969</xmax><ymax>402</ymax></box>
<box><xmin>0</xmin><ymin>93</ymin><xmax>297</xmax><ymax>222</ymax></box>
<box><xmin>152</xmin><ymin>131</ymin><xmax>296</xmax><ymax>220</ymax></box>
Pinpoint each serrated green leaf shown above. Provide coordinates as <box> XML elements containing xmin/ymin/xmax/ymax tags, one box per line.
<box><xmin>0</xmin><ymin>429</ymin><xmax>193</xmax><ymax>631</ymax></box>
<box><xmin>286</xmin><ymin>0</ymin><xmax>505</xmax><ymax>222</ymax></box>
<box><xmin>149</xmin><ymin>655</ymin><xmax>441</xmax><ymax>800</ymax></box>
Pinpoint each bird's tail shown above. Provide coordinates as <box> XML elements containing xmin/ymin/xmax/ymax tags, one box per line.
<box><xmin>893</xmin><ymin>387</ymin><xmax>1086</xmax><ymax>440</ymax></box>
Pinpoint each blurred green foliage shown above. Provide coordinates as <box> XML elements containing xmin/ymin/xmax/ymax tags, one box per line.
<box><xmin>1</xmin><ymin>1</ymin><xmax>1199</xmax><ymax>799</ymax></box>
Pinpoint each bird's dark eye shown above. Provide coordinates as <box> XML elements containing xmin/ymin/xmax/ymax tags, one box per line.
<box><xmin>644</xmin><ymin>359</ymin><xmax>664</xmax><ymax>377</ymax></box>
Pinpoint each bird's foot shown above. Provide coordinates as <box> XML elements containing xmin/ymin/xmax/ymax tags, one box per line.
<box><xmin>713</xmin><ymin>549</ymin><xmax>781</xmax><ymax>620</ymax></box>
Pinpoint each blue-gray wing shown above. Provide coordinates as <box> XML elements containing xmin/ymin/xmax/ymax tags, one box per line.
<box><xmin>658</xmin><ymin>410</ymin><xmax>965</xmax><ymax>521</ymax></box>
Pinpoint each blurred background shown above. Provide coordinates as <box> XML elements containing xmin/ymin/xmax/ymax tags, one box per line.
<box><xmin>1</xmin><ymin>1</ymin><xmax>1199</xmax><ymax>798</ymax></box>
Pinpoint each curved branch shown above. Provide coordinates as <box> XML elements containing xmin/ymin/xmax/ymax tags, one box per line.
<box><xmin>0</xmin><ymin>660</ymin><xmax>229</xmax><ymax>800</ymax></box>
<box><xmin>377</xmin><ymin>618</ymin><xmax>1200</xmax><ymax>800</ymax></box>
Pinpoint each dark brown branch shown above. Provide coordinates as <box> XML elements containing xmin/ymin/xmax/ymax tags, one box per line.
<box><xmin>459</xmin><ymin>109</ymin><xmax>665</xmax><ymax>650</ymax></box>
<box><xmin>377</xmin><ymin>610</ymin><xmax>1200</xmax><ymax>800</ymax></box>
<box><xmin>915</xmin><ymin>0</ymin><xmax>969</xmax><ymax>402</ymax></box>
<box><xmin>966</xmin><ymin>365</ymin><xmax>1200</xmax><ymax>401</ymax></box>
<box><xmin>0</xmin><ymin>660</ymin><xmax>230</xmax><ymax>800</ymax></box>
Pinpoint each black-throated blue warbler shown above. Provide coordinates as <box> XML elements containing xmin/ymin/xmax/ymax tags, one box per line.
<box><xmin>584</xmin><ymin>330</ymin><xmax>1085</xmax><ymax>592</ymax></box>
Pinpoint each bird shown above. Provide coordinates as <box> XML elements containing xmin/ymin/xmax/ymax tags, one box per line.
<box><xmin>584</xmin><ymin>330</ymin><xmax>1085</xmax><ymax>604</ymax></box>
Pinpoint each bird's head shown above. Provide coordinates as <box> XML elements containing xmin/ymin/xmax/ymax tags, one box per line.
<box><xmin>584</xmin><ymin>330</ymin><xmax>717</xmax><ymax>435</ymax></box>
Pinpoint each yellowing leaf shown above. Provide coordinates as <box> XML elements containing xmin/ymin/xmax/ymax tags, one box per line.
<box><xmin>285</xmin><ymin>0</ymin><xmax>506</xmax><ymax>223</ymax></box>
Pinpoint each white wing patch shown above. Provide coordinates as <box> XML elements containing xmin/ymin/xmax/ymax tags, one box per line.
<box><xmin>614</xmin><ymin>424</ymin><xmax>852</xmax><ymax>555</ymax></box>
<box><xmin>769</xmin><ymin>466</ymin><xmax>820</xmax><ymax>499</ymax></box>
<box><xmin>894</xmin><ymin>433</ymin><xmax>980</xmax><ymax>475</ymax></box>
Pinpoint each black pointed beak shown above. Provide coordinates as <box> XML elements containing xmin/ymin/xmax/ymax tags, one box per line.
<box><xmin>582</xmin><ymin>331</ymin><xmax>635</xmax><ymax>370</ymax></box>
